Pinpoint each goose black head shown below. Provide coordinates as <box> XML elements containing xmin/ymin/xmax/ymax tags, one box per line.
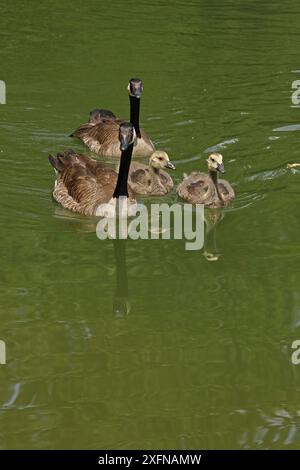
<box><xmin>119</xmin><ymin>122</ymin><xmax>136</xmax><ymax>151</ymax></box>
<box><xmin>127</xmin><ymin>78</ymin><xmax>143</xmax><ymax>99</ymax></box>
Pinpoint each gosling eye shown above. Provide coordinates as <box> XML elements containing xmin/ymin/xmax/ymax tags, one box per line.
<box><xmin>158</xmin><ymin>157</ymin><xmax>163</xmax><ymax>161</ymax></box>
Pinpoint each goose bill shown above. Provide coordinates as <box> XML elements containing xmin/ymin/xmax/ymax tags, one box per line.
<box><xmin>165</xmin><ymin>161</ymin><xmax>176</xmax><ymax>170</ymax></box>
<box><xmin>217</xmin><ymin>163</ymin><xmax>225</xmax><ymax>173</ymax></box>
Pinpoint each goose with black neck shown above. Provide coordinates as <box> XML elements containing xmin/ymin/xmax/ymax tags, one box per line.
<box><xmin>49</xmin><ymin>122</ymin><xmax>137</xmax><ymax>217</ymax></box>
<box><xmin>71</xmin><ymin>78</ymin><xmax>155</xmax><ymax>158</ymax></box>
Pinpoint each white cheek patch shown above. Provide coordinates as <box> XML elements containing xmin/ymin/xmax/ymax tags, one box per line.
<box><xmin>127</xmin><ymin>83</ymin><xmax>134</xmax><ymax>96</ymax></box>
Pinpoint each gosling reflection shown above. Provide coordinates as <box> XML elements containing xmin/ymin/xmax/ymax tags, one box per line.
<box><xmin>203</xmin><ymin>209</ymin><xmax>224</xmax><ymax>262</ymax></box>
<box><xmin>112</xmin><ymin>238</ymin><xmax>130</xmax><ymax>318</ymax></box>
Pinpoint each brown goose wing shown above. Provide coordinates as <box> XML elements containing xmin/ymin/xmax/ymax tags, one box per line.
<box><xmin>129</xmin><ymin>162</ymin><xmax>148</xmax><ymax>184</ymax></box>
<box><xmin>177</xmin><ymin>172</ymin><xmax>213</xmax><ymax>204</ymax></box>
<box><xmin>50</xmin><ymin>151</ymin><xmax>118</xmax><ymax>211</ymax></box>
<box><xmin>128</xmin><ymin>162</ymin><xmax>151</xmax><ymax>193</ymax></box>
<box><xmin>71</xmin><ymin>119</ymin><xmax>123</xmax><ymax>156</ymax></box>
<box><xmin>159</xmin><ymin>170</ymin><xmax>174</xmax><ymax>192</ymax></box>
<box><xmin>217</xmin><ymin>179</ymin><xmax>235</xmax><ymax>205</ymax></box>
<box><xmin>71</xmin><ymin>120</ymin><xmax>121</xmax><ymax>143</ymax></box>
<box><xmin>91</xmin><ymin>120</ymin><xmax>122</xmax><ymax>145</ymax></box>
<box><xmin>64</xmin><ymin>165</ymin><xmax>117</xmax><ymax>205</ymax></box>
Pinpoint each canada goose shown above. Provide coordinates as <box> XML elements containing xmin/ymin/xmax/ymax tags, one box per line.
<box><xmin>128</xmin><ymin>151</ymin><xmax>176</xmax><ymax>196</ymax></box>
<box><xmin>287</xmin><ymin>163</ymin><xmax>300</xmax><ymax>169</ymax></box>
<box><xmin>70</xmin><ymin>78</ymin><xmax>155</xmax><ymax>158</ymax></box>
<box><xmin>49</xmin><ymin>122</ymin><xmax>137</xmax><ymax>217</ymax></box>
<box><xmin>177</xmin><ymin>153</ymin><xmax>235</xmax><ymax>207</ymax></box>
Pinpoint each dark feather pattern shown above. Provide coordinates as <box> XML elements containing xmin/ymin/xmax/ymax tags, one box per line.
<box><xmin>48</xmin><ymin>150</ymin><xmax>135</xmax><ymax>216</ymax></box>
<box><xmin>177</xmin><ymin>171</ymin><xmax>235</xmax><ymax>207</ymax></box>
<box><xmin>128</xmin><ymin>161</ymin><xmax>174</xmax><ymax>196</ymax></box>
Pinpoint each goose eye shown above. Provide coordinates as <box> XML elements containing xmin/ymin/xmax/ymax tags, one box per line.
<box><xmin>159</xmin><ymin>157</ymin><xmax>163</xmax><ymax>161</ymax></box>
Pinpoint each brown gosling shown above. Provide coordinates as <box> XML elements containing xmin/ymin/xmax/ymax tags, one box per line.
<box><xmin>177</xmin><ymin>153</ymin><xmax>235</xmax><ymax>208</ymax></box>
<box><xmin>128</xmin><ymin>151</ymin><xmax>176</xmax><ymax>196</ymax></box>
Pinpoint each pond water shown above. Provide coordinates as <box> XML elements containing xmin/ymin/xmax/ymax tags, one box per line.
<box><xmin>0</xmin><ymin>0</ymin><xmax>300</xmax><ymax>449</ymax></box>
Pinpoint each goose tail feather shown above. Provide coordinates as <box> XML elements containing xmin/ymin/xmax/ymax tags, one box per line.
<box><xmin>48</xmin><ymin>149</ymin><xmax>76</xmax><ymax>173</ymax></box>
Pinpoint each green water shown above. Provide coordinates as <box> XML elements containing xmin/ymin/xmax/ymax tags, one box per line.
<box><xmin>0</xmin><ymin>0</ymin><xmax>300</xmax><ymax>450</ymax></box>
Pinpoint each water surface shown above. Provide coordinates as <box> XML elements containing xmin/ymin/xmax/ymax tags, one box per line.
<box><xmin>0</xmin><ymin>0</ymin><xmax>300</xmax><ymax>449</ymax></box>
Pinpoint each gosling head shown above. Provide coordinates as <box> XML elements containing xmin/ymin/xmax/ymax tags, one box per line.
<box><xmin>119</xmin><ymin>122</ymin><xmax>136</xmax><ymax>151</ymax></box>
<box><xmin>149</xmin><ymin>151</ymin><xmax>176</xmax><ymax>170</ymax></box>
<box><xmin>127</xmin><ymin>78</ymin><xmax>143</xmax><ymax>99</ymax></box>
<box><xmin>207</xmin><ymin>153</ymin><xmax>225</xmax><ymax>173</ymax></box>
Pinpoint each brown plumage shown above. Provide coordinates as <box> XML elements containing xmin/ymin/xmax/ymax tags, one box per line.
<box><xmin>70</xmin><ymin>78</ymin><xmax>155</xmax><ymax>158</ymax></box>
<box><xmin>177</xmin><ymin>153</ymin><xmax>235</xmax><ymax>208</ymax></box>
<box><xmin>128</xmin><ymin>151</ymin><xmax>176</xmax><ymax>196</ymax></box>
<box><xmin>49</xmin><ymin>123</ymin><xmax>137</xmax><ymax>217</ymax></box>
<box><xmin>49</xmin><ymin>150</ymin><xmax>119</xmax><ymax>216</ymax></box>
<box><xmin>88</xmin><ymin>108</ymin><xmax>116</xmax><ymax>124</ymax></box>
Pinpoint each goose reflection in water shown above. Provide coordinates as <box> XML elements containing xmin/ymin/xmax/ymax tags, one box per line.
<box><xmin>112</xmin><ymin>238</ymin><xmax>130</xmax><ymax>318</ymax></box>
<box><xmin>52</xmin><ymin>208</ymin><xmax>131</xmax><ymax>317</ymax></box>
<box><xmin>203</xmin><ymin>208</ymin><xmax>224</xmax><ymax>262</ymax></box>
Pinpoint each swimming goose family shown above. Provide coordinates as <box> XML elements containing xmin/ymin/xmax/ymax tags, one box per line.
<box><xmin>49</xmin><ymin>79</ymin><xmax>236</xmax><ymax>214</ymax></box>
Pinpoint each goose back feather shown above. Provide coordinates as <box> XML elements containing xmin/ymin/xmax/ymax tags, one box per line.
<box><xmin>71</xmin><ymin>120</ymin><xmax>154</xmax><ymax>158</ymax></box>
<box><xmin>49</xmin><ymin>149</ymin><xmax>135</xmax><ymax>216</ymax></box>
<box><xmin>129</xmin><ymin>156</ymin><xmax>175</xmax><ymax>196</ymax></box>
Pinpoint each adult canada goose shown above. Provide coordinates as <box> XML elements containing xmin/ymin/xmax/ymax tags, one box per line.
<box><xmin>128</xmin><ymin>151</ymin><xmax>176</xmax><ymax>196</ymax></box>
<box><xmin>49</xmin><ymin>122</ymin><xmax>137</xmax><ymax>217</ymax></box>
<box><xmin>177</xmin><ymin>153</ymin><xmax>235</xmax><ymax>207</ymax></box>
<box><xmin>70</xmin><ymin>78</ymin><xmax>155</xmax><ymax>158</ymax></box>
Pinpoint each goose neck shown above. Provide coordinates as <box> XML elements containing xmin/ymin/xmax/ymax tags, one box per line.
<box><xmin>209</xmin><ymin>170</ymin><xmax>218</xmax><ymax>186</ymax></box>
<box><xmin>129</xmin><ymin>95</ymin><xmax>141</xmax><ymax>138</ymax></box>
<box><xmin>113</xmin><ymin>144</ymin><xmax>134</xmax><ymax>198</ymax></box>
